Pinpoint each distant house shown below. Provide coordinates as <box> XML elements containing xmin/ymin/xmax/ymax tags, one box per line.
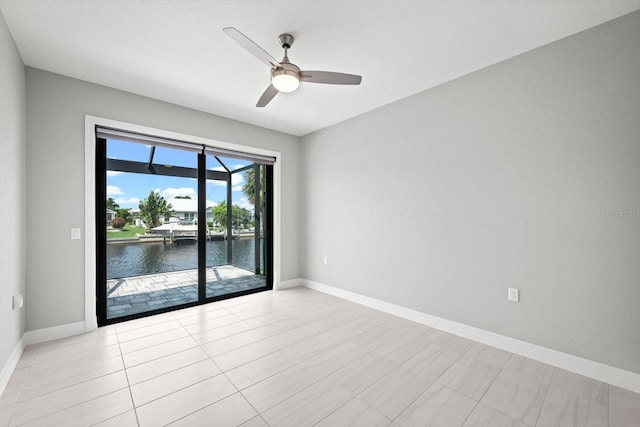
<box><xmin>106</xmin><ymin>208</ymin><xmax>116</xmax><ymax>225</ymax></box>
<box><xmin>166</xmin><ymin>198</ymin><xmax>214</xmax><ymax>224</ymax></box>
<box><xmin>130</xmin><ymin>198</ymin><xmax>214</xmax><ymax>228</ymax></box>
<box><xmin>130</xmin><ymin>208</ymin><xmax>141</xmax><ymax>226</ymax></box>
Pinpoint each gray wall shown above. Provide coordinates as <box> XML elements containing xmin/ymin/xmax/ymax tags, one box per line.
<box><xmin>301</xmin><ymin>11</ymin><xmax>640</xmax><ymax>373</ymax></box>
<box><xmin>25</xmin><ymin>69</ymin><xmax>300</xmax><ymax>331</ymax></box>
<box><xmin>0</xmin><ymin>11</ymin><xmax>26</xmax><ymax>373</ymax></box>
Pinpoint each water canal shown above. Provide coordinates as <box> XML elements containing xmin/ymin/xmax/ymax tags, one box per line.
<box><xmin>106</xmin><ymin>239</ymin><xmax>257</xmax><ymax>279</ymax></box>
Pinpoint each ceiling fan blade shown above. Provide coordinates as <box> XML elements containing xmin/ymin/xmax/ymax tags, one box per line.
<box><xmin>256</xmin><ymin>84</ymin><xmax>279</xmax><ymax>107</ymax></box>
<box><xmin>223</xmin><ymin>27</ymin><xmax>280</xmax><ymax>68</ymax></box>
<box><xmin>300</xmin><ymin>71</ymin><xmax>362</xmax><ymax>85</ymax></box>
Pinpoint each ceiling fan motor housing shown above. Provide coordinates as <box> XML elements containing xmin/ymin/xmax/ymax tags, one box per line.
<box><xmin>271</xmin><ymin>62</ymin><xmax>300</xmax><ymax>92</ymax></box>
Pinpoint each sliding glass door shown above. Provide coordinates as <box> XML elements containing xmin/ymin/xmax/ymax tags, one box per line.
<box><xmin>205</xmin><ymin>157</ymin><xmax>270</xmax><ymax>299</ymax></box>
<box><xmin>95</xmin><ymin>129</ymin><xmax>273</xmax><ymax>326</ymax></box>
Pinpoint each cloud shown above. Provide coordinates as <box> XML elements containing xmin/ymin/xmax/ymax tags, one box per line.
<box><xmin>211</xmin><ymin>173</ymin><xmax>245</xmax><ymax>187</ymax></box>
<box><xmin>160</xmin><ymin>187</ymin><xmax>197</xmax><ymax>198</ymax></box>
<box><xmin>115</xmin><ymin>197</ymin><xmax>140</xmax><ymax>205</ymax></box>
<box><xmin>107</xmin><ymin>171</ymin><xmax>123</xmax><ymax>177</ymax></box>
<box><xmin>235</xmin><ymin>197</ymin><xmax>254</xmax><ymax>211</ymax></box>
<box><xmin>106</xmin><ymin>185</ymin><xmax>123</xmax><ymax>195</ymax></box>
<box><xmin>232</xmin><ymin>185</ymin><xmax>243</xmax><ymax>192</ymax></box>
<box><xmin>210</xmin><ymin>163</ymin><xmax>246</xmax><ymax>171</ymax></box>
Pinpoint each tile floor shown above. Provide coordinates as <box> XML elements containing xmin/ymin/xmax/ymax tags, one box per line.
<box><xmin>1</xmin><ymin>287</ymin><xmax>639</xmax><ymax>426</ymax></box>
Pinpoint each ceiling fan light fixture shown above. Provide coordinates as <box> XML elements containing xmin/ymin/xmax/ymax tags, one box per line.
<box><xmin>272</xmin><ymin>68</ymin><xmax>300</xmax><ymax>93</ymax></box>
<box><xmin>223</xmin><ymin>27</ymin><xmax>362</xmax><ymax>107</ymax></box>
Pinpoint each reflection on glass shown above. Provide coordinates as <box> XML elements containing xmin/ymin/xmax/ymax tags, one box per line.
<box><xmin>205</xmin><ymin>157</ymin><xmax>267</xmax><ymax>298</ymax></box>
<box><xmin>104</xmin><ymin>141</ymin><xmax>269</xmax><ymax>320</ymax></box>
<box><xmin>105</xmin><ymin>140</ymin><xmax>198</xmax><ymax>319</ymax></box>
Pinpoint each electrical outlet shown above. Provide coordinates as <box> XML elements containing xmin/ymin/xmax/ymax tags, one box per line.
<box><xmin>508</xmin><ymin>288</ymin><xmax>519</xmax><ymax>302</ymax></box>
<box><xmin>71</xmin><ymin>228</ymin><xmax>81</xmax><ymax>240</ymax></box>
<box><xmin>13</xmin><ymin>294</ymin><xmax>24</xmax><ymax>310</ymax></box>
<box><xmin>323</xmin><ymin>256</ymin><xmax>328</xmax><ymax>265</ymax></box>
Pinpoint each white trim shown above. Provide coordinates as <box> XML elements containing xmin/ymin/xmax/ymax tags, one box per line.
<box><xmin>85</xmin><ymin>116</ymin><xmax>282</xmax><ymax>327</ymax></box>
<box><xmin>276</xmin><ymin>278</ymin><xmax>303</xmax><ymax>290</ymax></box>
<box><xmin>84</xmin><ymin>118</ymin><xmax>98</xmax><ymax>333</ymax></box>
<box><xmin>300</xmin><ymin>279</ymin><xmax>640</xmax><ymax>394</ymax></box>
<box><xmin>1</xmin><ymin>322</ymin><xmax>87</xmax><ymax>394</ymax></box>
<box><xmin>0</xmin><ymin>337</ymin><xmax>25</xmax><ymax>396</ymax></box>
<box><xmin>22</xmin><ymin>321</ymin><xmax>87</xmax><ymax>346</ymax></box>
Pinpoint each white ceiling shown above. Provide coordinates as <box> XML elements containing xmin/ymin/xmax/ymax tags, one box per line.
<box><xmin>1</xmin><ymin>1</ymin><xmax>639</xmax><ymax>136</ymax></box>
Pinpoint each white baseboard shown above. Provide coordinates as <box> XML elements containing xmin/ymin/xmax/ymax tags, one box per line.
<box><xmin>0</xmin><ymin>336</ymin><xmax>25</xmax><ymax>396</ymax></box>
<box><xmin>299</xmin><ymin>279</ymin><xmax>640</xmax><ymax>394</ymax></box>
<box><xmin>1</xmin><ymin>321</ymin><xmax>88</xmax><ymax>395</ymax></box>
<box><xmin>276</xmin><ymin>278</ymin><xmax>303</xmax><ymax>290</ymax></box>
<box><xmin>22</xmin><ymin>321</ymin><xmax>87</xmax><ymax>346</ymax></box>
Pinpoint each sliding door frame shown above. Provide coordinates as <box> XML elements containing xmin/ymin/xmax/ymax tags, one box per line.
<box><xmin>84</xmin><ymin>116</ymin><xmax>282</xmax><ymax>331</ymax></box>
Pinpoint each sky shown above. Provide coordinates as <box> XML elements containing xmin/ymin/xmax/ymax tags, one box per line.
<box><xmin>106</xmin><ymin>139</ymin><xmax>255</xmax><ymax>211</ymax></box>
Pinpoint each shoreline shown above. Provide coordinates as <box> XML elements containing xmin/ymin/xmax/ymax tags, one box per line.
<box><xmin>107</xmin><ymin>233</ymin><xmax>258</xmax><ymax>244</ymax></box>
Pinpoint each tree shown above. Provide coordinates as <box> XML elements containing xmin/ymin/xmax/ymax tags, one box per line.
<box><xmin>106</xmin><ymin>197</ymin><xmax>119</xmax><ymax>210</ymax></box>
<box><xmin>138</xmin><ymin>191</ymin><xmax>173</xmax><ymax>231</ymax></box>
<box><xmin>211</xmin><ymin>200</ymin><xmax>253</xmax><ymax>229</ymax></box>
<box><xmin>232</xmin><ymin>205</ymin><xmax>253</xmax><ymax>229</ymax></box>
<box><xmin>212</xmin><ymin>201</ymin><xmax>228</xmax><ymax>227</ymax></box>
<box><xmin>115</xmin><ymin>208</ymin><xmax>133</xmax><ymax>225</ymax></box>
<box><xmin>241</xmin><ymin>167</ymin><xmax>264</xmax><ymax>207</ymax></box>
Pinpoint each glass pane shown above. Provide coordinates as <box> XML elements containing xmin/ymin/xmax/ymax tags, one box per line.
<box><xmin>106</xmin><ymin>138</ymin><xmax>151</xmax><ymax>162</ymax></box>
<box><xmin>205</xmin><ymin>157</ymin><xmax>267</xmax><ymax>298</ymax></box>
<box><xmin>215</xmin><ymin>156</ymin><xmax>253</xmax><ymax>171</ymax></box>
<box><xmin>153</xmin><ymin>146</ymin><xmax>198</xmax><ymax>168</ymax></box>
<box><xmin>106</xmin><ymin>141</ymin><xmax>198</xmax><ymax>320</ymax></box>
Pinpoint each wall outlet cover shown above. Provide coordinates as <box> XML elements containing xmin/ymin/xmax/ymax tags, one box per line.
<box><xmin>71</xmin><ymin>228</ymin><xmax>81</xmax><ymax>240</ymax></box>
<box><xmin>13</xmin><ymin>294</ymin><xmax>24</xmax><ymax>309</ymax></box>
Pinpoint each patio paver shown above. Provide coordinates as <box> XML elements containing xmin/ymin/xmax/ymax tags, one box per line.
<box><xmin>106</xmin><ymin>266</ymin><xmax>266</xmax><ymax>319</ymax></box>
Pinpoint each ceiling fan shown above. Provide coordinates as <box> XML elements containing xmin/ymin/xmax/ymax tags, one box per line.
<box><xmin>223</xmin><ymin>27</ymin><xmax>362</xmax><ymax>107</ymax></box>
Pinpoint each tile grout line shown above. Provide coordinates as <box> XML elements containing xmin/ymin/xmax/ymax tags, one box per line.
<box><xmin>388</xmin><ymin>340</ymin><xmax>476</xmax><ymax>425</ymax></box>
<box><xmin>115</xmin><ymin>323</ymin><xmax>142</xmax><ymax>427</ymax></box>
<box><xmin>438</xmin><ymin>343</ymin><xmax>498</xmax><ymax>427</ymax></box>
<box><xmin>608</xmin><ymin>384</ymin><xmax>612</xmax><ymax>427</ymax></box>
<box><xmin>10</xmin><ymin>338</ymin><xmax>121</xmax><ymax>398</ymax></box>
<box><xmin>223</xmin><ymin>314</ymin><xmax>372</xmax><ymax>394</ymax></box>
<box><xmin>247</xmin><ymin>318</ymin><xmax>391</xmax><ymax>423</ymax></box>
<box><xmin>82</xmin><ymin>328</ymin><xmax>140</xmax><ymax>426</ymax></box>
<box><xmin>8</xmin><ymin>379</ymin><xmax>131</xmax><ymax>426</ymax></box>
<box><xmin>235</xmin><ymin>309</ymin><xmax>388</xmax><ymax>395</ymax></box>
<box><xmin>174</xmin><ymin>311</ymin><xmax>269</xmax><ymax>426</ymax></box>
<box><xmin>10</xmin><ymin>289</ymin><xmax>630</xmax><ymax>426</ymax></box>
<box><xmin>461</xmin><ymin>352</ymin><xmax>520</xmax><ymax>426</ymax></box>
<box><xmin>123</xmin><ymin>316</ymin><xmax>226</xmax><ymax>412</ymax></box>
<box><xmin>223</xmin><ymin>307</ymin><xmax>391</xmax><ymax>418</ymax></box>
<box><xmin>306</xmin><ymin>337</ymin><xmax>404</xmax><ymax>427</ymax></box>
<box><xmin>208</xmin><ymin>304</ymin><xmax>378</xmax><ymax>375</ymax></box>
<box><xmin>344</xmin><ymin>328</ymin><xmax>445</xmax><ymax>423</ymax></box>
<box><xmin>121</xmin><ymin>337</ymin><xmax>199</xmax><ymax>369</ymax></box>
<box><xmin>4</xmin><ymin>357</ymin><xmax>34</xmax><ymax>426</ymax></box>
<box><xmin>532</xmin><ymin>365</ymin><xmax>557</xmax><ymax>427</ymax></box>
<box><xmin>204</xmin><ymin>305</ymin><xmax>275</xmax><ymax>427</ymax></box>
